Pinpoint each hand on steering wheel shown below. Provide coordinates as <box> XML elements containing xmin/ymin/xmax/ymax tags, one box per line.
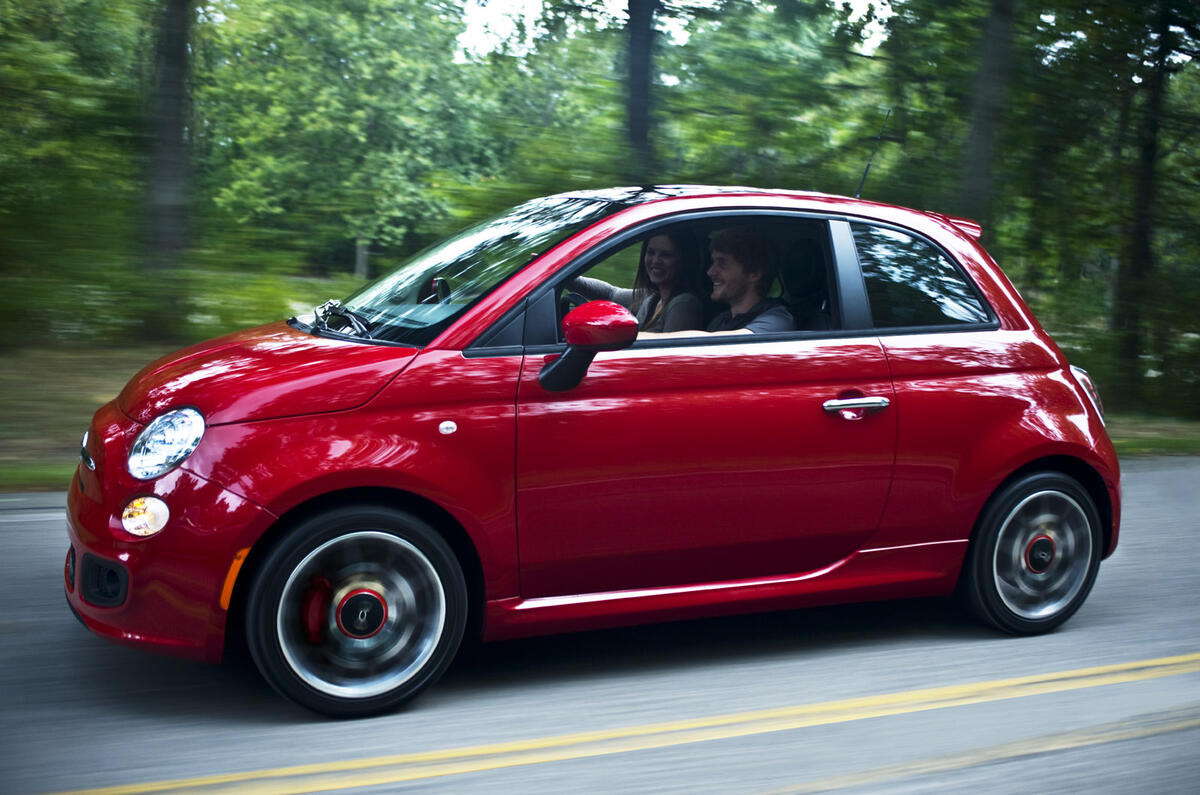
<box><xmin>558</xmin><ymin>290</ymin><xmax>588</xmax><ymax>321</ymax></box>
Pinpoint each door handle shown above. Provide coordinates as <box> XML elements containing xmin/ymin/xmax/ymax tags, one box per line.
<box><xmin>823</xmin><ymin>396</ymin><xmax>890</xmax><ymax>412</ymax></box>
<box><xmin>823</xmin><ymin>396</ymin><xmax>890</xmax><ymax>420</ymax></box>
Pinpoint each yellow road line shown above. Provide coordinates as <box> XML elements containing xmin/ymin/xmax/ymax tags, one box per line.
<box><xmin>774</xmin><ymin>703</ymin><xmax>1200</xmax><ymax>793</ymax></box>
<box><xmin>59</xmin><ymin>651</ymin><xmax>1200</xmax><ymax>795</ymax></box>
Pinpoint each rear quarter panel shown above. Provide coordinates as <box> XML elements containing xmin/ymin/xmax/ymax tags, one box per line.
<box><xmin>870</xmin><ymin>331</ymin><xmax>1119</xmax><ymax>557</ymax></box>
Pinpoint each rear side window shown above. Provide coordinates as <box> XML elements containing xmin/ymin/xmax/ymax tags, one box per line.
<box><xmin>851</xmin><ymin>223</ymin><xmax>990</xmax><ymax>328</ymax></box>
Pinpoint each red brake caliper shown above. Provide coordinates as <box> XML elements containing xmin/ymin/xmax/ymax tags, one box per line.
<box><xmin>300</xmin><ymin>575</ymin><xmax>332</xmax><ymax>644</ymax></box>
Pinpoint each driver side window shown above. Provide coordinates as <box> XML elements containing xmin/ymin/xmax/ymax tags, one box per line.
<box><xmin>557</xmin><ymin>239</ymin><xmax>641</xmax><ymax>340</ymax></box>
<box><xmin>558</xmin><ymin>228</ymin><xmax>710</xmax><ymax>340</ymax></box>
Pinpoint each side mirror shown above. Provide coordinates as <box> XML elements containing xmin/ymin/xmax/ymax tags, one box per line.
<box><xmin>538</xmin><ymin>300</ymin><xmax>638</xmax><ymax>392</ymax></box>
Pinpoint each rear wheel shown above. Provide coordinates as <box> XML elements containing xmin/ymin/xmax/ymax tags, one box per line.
<box><xmin>963</xmin><ymin>472</ymin><xmax>1102</xmax><ymax>635</ymax></box>
<box><xmin>246</xmin><ymin>505</ymin><xmax>466</xmax><ymax>717</ymax></box>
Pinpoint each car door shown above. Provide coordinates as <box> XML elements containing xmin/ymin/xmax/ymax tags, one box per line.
<box><xmin>513</xmin><ymin>217</ymin><xmax>898</xmax><ymax>599</ymax></box>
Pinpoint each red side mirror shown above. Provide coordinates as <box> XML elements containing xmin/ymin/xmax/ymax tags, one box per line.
<box><xmin>540</xmin><ymin>301</ymin><xmax>638</xmax><ymax>392</ymax></box>
<box><xmin>561</xmin><ymin>300</ymin><xmax>638</xmax><ymax>351</ymax></box>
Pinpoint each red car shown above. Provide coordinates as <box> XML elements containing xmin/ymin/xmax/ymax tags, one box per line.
<box><xmin>66</xmin><ymin>186</ymin><xmax>1120</xmax><ymax>717</ymax></box>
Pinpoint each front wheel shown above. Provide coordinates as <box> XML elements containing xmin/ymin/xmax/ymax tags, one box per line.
<box><xmin>246</xmin><ymin>505</ymin><xmax>467</xmax><ymax>717</ymax></box>
<box><xmin>962</xmin><ymin>472</ymin><xmax>1102</xmax><ymax>635</ymax></box>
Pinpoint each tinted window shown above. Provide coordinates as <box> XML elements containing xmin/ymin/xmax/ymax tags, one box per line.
<box><xmin>555</xmin><ymin>216</ymin><xmax>836</xmax><ymax>344</ymax></box>
<box><xmin>851</xmin><ymin>223</ymin><xmax>989</xmax><ymax>328</ymax></box>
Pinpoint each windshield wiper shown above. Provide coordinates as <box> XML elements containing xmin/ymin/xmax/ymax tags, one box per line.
<box><xmin>315</xmin><ymin>299</ymin><xmax>374</xmax><ymax>339</ymax></box>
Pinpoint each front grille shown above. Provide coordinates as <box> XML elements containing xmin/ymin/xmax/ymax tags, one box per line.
<box><xmin>80</xmin><ymin>554</ymin><xmax>128</xmax><ymax>607</ymax></box>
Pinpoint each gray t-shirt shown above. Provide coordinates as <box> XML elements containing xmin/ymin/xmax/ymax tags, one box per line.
<box><xmin>707</xmin><ymin>299</ymin><xmax>795</xmax><ymax>334</ymax></box>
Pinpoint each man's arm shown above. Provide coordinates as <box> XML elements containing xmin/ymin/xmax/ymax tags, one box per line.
<box><xmin>636</xmin><ymin>328</ymin><xmax>752</xmax><ymax>340</ymax></box>
<box><xmin>638</xmin><ymin>303</ymin><xmax>794</xmax><ymax>340</ymax></box>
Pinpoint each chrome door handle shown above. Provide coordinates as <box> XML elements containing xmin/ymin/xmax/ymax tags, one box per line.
<box><xmin>823</xmin><ymin>396</ymin><xmax>891</xmax><ymax>413</ymax></box>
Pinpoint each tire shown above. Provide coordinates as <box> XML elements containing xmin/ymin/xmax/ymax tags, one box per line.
<box><xmin>962</xmin><ymin>472</ymin><xmax>1102</xmax><ymax>635</ymax></box>
<box><xmin>245</xmin><ymin>505</ymin><xmax>467</xmax><ymax>717</ymax></box>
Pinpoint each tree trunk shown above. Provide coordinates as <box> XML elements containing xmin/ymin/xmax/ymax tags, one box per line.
<box><xmin>625</xmin><ymin>0</ymin><xmax>657</xmax><ymax>183</ymax></box>
<box><xmin>145</xmin><ymin>0</ymin><xmax>192</xmax><ymax>341</ymax></box>
<box><xmin>958</xmin><ymin>0</ymin><xmax>1015</xmax><ymax>237</ymax></box>
<box><xmin>354</xmin><ymin>236</ymin><xmax>369</xmax><ymax>280</ymax></box>
<box><xmin>1111</xmin><ymin>5</ymin><xmax>1171</xmax><ymax>409</ymax></box>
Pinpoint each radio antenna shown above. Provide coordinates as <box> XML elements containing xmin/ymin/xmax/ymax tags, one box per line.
<box><xmin>855</xmin><ymin>108</ymin><xmax>892</xmax><ymax>199</ymax></box>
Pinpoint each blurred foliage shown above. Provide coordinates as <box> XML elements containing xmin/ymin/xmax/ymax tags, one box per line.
<box><xmin>0</xmin><ymin>0</ymin><xmax>150</xmax><ymax>344</ymax></box>
<box><xmin>0</xmin><ymin>0</ymin><xmax>1198</xmax><ymax>417</ymax></box>
<box><xmin>193</xmin><ymin>0</ymin><xmax>485</xmax><ymax>256</ymax></box>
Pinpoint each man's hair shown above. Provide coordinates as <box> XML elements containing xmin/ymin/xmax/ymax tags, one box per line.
<box><xmin>710</xmin><ymin>227</ymin><xmax>778</xmax><ymax>296</ymax></box>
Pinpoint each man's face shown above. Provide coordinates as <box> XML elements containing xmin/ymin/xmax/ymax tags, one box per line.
<box><xmin>708</xmin><ymin>250</ymin><xmax>759</xmax><ymax>307</ymax></box>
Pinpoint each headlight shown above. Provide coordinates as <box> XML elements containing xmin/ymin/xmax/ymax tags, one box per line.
<box><xmin>127</xmin><ymin>408</ymin><xmax>205</xmax><ymax>480</ymax></box>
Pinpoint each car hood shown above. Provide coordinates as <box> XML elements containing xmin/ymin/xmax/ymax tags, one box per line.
<box><xmin>119</xmin><ymin>322</ymin><xmax>419</xmax><ymax>426</ymax></box>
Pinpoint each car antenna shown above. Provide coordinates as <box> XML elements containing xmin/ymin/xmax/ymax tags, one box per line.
<box><xmin>855</xmin><ymin>108</ymin><xmax>892</xmax><ymax>199</ymax></box>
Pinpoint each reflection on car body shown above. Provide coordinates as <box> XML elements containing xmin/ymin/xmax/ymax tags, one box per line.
<box><xmin>65</xmin><ymin>185</ymin><xmax>1120</xmax><ymax>717</ymax></box>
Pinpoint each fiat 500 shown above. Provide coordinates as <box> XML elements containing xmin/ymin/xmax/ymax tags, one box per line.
<box><xmin>66</xmin><ymin>186</ymin><xmax>1120</xmax><ymax>717</ymax></box>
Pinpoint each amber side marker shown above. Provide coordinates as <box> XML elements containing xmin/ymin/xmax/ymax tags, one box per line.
<box><xmin>218</xmin><ymin>548</ymin><xmax>250</xmax><ymax>610</ymax></box>
<box><xmin>57</xmin><ymin>651</ymin><xmax>1200</xmax><ymax>795</ymax></box>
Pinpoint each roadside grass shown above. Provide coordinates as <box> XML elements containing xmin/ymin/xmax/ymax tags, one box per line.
<box><xmin>0</xmin><ymin>346</ymin><xmax>175</xmax><ymax>491</ymax></box>
<box><xmin>1106</xmin><ymin>415</ymin><xmax>1200</xmax><ymax>457</ymax></box>
<box><xmin>1</xmin><ymin>345</ymin><xmax>1198</xmax><ymax>490</ymax></box>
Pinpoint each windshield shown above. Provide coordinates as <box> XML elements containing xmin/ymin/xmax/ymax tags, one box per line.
<box><xmin>308</xmin><ymin>195</ymin><xmax>618</xmax><ymax>346</ymax></box>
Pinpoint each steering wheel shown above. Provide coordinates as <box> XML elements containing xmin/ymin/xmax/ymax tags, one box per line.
<box><xmin>417</xmin><ymin>276</ymin><xmax>451</xmax><ymax>304</ymax></box>
<box><xmin>559</xmin><ymin>290</ymin><xmax>588</xmax><ymax>315</ymax></box>
<box><xmin>558</xmin><ymin>291</ymin><xmax>589</xmax><ymax>328</ymax></box>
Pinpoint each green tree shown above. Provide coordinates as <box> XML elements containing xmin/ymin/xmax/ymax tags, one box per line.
<box><xmin>662</xmin><ymin>0</ymin><xmax>874</xmax><ymax>191</ymax></box>
<box><xmin>430</xmin><ymin>8</ymin><xmax>630</xmax><ymax>220</ymax></box>
<box><xmin>194</xmin><ymin>0</ymin><xmax>479</xmax><ymax>276</ymax></box>
<box><xmin>995</xmin><ymin>1</ymin><xmax>1199</xmax><ymax>410</ymax></box>
<box><xmin>0</xmin><ymin>0</ymin><xmax>150</xmax><ymax>347</ymax></box>
<box><xmin>1109</xmin><ymin>2</ymin><xmax>1199</xmax><ymax>407</ymax></box>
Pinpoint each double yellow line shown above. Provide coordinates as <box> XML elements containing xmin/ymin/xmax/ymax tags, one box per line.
<box><xmin>63</xmin><ymin>651</ymin><xmax>1200</xmax><ymax>795</ymax></box>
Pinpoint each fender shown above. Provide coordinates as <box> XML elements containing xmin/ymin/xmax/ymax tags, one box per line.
<box><xmin>183</xmin><ymin>349</ymin><xmax>524</xmax><ymax>601</ymax></box>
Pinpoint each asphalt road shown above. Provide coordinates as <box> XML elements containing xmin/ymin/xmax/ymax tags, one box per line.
<box><xmin>2</xmin><ymin>458</ymin><xmax>1199</xmax><ymax>794</ymax></box>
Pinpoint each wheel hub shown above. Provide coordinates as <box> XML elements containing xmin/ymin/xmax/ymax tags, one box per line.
<box><xmin>335</xmin><ymin>588</ymin><xmax>388</xmax><ymax>639</ymax></box>
<box><xmin>1024</xmin><ymin>534</ymin><xmax>1056</xmax><ymax>573</ymax></box>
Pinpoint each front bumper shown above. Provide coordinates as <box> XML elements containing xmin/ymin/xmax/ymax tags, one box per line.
<box><xmin>65</xmin><ymin>402</ymin><xmax>275</xmax><ymax>662</ymax></box>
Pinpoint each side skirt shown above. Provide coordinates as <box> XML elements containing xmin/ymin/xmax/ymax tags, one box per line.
<box><xmin>482</xmin><ymin>540</ymin><xmax>968</xmax><ymax>642</ymax></box>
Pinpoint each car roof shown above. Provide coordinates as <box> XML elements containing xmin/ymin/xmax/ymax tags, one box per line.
<box><xmin>553</xmin><ymin>185</ymin><xmax>984</xmax><ymax>241</ymax></box>
<box><xmin>554</xmin><ymin>184</ymin><xmax>831</xmax><ymax>205</ymax></box>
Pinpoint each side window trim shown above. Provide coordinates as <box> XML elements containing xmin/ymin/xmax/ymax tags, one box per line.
<box><xmin>848</xmin><ymin>219</ymin><xmax>997</xmax><ymax>329</ymax></box>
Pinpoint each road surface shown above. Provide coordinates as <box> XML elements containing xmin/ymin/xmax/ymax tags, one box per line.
<box><xmin>1</xmin><ymin>457</ymin><xmax>1198</xmax><ymax>794</ymax></box>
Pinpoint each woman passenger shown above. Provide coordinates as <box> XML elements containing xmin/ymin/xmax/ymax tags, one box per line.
<box><xmin>569</xmin><ymin>229</ymin><xmax>706</xmax><ymax>333</ymax></box>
